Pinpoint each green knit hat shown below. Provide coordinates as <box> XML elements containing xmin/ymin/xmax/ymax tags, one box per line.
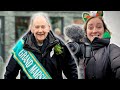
<box><xmin>102</xmin><ymin>31</ymin><xmax>111</xmax><ymax>39</ymax></box>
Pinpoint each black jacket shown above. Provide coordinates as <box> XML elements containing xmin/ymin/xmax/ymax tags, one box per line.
<box><xmin>84</xmin><ymin>37</ymin><xmax>120</xmax><ymax>79</ymax></box>
<box><xmin>4</xmin><ymin>31</ymin><xmax>78</xmax><ymax>79</ymax></box>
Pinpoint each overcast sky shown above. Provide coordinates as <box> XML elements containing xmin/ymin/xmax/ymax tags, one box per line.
<box><xmin>103</xmin><ymin>11</ymin><xmax>120</xmax><ymax>47</ymax></box>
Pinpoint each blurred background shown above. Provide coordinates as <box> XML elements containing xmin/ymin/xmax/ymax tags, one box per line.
<box><xmin>0</xmin><ymin>11</ymin><xmax>120</xmax><ymax>79</ymax></box>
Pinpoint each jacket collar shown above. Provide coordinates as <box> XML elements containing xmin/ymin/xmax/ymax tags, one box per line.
<box><xmin>84</xmin><ymin>37</ymin><xmax>110</xmax><ymax>50</ymax></box>
<box><xmin>92</xmin><ymin>37</ymin><xmax>110</xmax><ymax>50</ymax></box>
<box><xmin>22</xmin><ymin>30</ymin><xmax>59</xmax><ymax>53</ymax></box>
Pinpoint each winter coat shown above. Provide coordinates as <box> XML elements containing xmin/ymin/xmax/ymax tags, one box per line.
<box><xmin>84</xmin><ymin>37</ymin><xmax>120</xmax><ymax>79</ymax></box>
<box><xmin>4</xmin><ymin>31</ymin><xmax>78</xmax><ymax>79</ymax></box>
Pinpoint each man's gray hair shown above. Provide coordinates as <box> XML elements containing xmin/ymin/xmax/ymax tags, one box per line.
<box><xmin>29</xmin><ymin>12</ymin><xmax>51</xmax><ymax>29</ymax></box>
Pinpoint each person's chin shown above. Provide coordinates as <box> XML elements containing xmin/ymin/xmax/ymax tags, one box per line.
<box><xmin>36</xmin><ymin>37</ymin><xmax>44</xmax><ymax>41</ymax></box>
<box><xmin>38</xmin><ymin>36</ymin><xmax>44</xmax><ymax>39</ymax></box>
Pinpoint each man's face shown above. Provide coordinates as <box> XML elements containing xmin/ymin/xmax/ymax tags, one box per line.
<box><xmin>30</xmin><ymin>16</ymin><xmax>50</xmax><ymax>44</ymax></box>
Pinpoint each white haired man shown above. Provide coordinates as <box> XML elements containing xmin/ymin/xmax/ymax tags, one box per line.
<box><xmin>4</xmin><ymin>12</ymin><xmax>78</xmax><ymax>79</ymax></box>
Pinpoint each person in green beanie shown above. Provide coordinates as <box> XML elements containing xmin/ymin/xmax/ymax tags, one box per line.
<box><xmin>81</xmin><ymin>11</ymin><xmax>120</xmax><ymax>79</ymax></box>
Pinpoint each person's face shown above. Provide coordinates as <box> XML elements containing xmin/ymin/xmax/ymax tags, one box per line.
<box><xmin>86</xmin><ymin>17</ymin><xmax>105</xmax><ymax>42</ymax></box>
<box><xmin>30</xmin><ymin>16</ymin><xmax>50</xmax><ymax>44</ymax></box>
<box><xmin>55</xmin><ymin>30</ymin><xmax>61</xmax><ymax>35</ymax></box>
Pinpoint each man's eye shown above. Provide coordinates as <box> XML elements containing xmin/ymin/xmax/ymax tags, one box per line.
<box><xmin>35</xmin><ymin>26</ymin><xmax>40</xmax><ymax>28</ymax></box>
<box><xmin>41</xmin><ymin>25</ymin><xmax>46</xmax><ymax>29</ymax></box>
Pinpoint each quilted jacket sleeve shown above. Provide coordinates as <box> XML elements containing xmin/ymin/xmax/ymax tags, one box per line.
<box><xmin>110</xmin><ymin>44</ymin><xmax>120</xmax><ymax>79</ymax></box>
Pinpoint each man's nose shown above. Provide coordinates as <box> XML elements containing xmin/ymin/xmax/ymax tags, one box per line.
<box><xmin>38</xmin><ymin>28</ymin><xmax>43</xmax><ymax>32</ymax></box>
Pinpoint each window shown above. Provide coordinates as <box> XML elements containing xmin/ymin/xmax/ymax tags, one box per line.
<box><xmin>50</xmin><ymin>17</ymin><xmax>64</xmax><ymax>34</ymax></box>
<box><xmin>73</xmin><ymin>17</ymin><xmax>84</xmax><ymax>24</ymax></box>
<box><xmin>15</xmin><ymin>16</ymin><xmax>30</xmax><ymax>41</ymax></box>
<box><xmin>0</xmin><ymin>16</ymin><xmax>5</xmax><ymax>61</ymax></box>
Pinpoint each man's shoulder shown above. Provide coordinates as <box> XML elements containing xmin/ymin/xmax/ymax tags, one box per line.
<box><xmin>55</xmin><ymin>37</ymin><xmax>66</xmax><ymax>46</ymax></box>
<box><xmin>12</xmin><ymin>39</ymin><xmax>24</xmax><ymax>52</ymax></box>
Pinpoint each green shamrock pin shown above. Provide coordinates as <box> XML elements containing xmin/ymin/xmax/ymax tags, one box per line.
<box><xmin>54</xmin><ymin>44</ymin><xmax>63</xmax><ymax>55</ymax></box>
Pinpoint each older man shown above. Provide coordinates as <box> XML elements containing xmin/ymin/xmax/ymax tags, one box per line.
<box><xmin>4</xmin><ymin>12</ymin><xmax>78</xmax><ymax>79</ymax></box>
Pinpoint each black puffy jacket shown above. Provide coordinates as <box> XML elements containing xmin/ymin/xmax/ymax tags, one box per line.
<box><xmin>85</xmin><ymin>37</ymin><xmax>120</xmax><ymax>79</ymax></box>
<box><xmin>4</xmin><ymin>31</ymin><xmax>78</xmax><ymax>79</ymax></box>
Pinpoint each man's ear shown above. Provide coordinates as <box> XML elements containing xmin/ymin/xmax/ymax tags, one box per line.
<box><xmin>29</xmin><ymin>25</ymin><xmax>33</xmax><ymax>33</ymax></box>
<box><xmin>82</xmin><ymin>12</ymin><xmax>91</xmax><ymax>22</ymax></box>
<box><xmin>96</xmin><ymin>11</ymin><xmax>103</xmax><ymax>17</ymax></box>
<box><xmin>48</xmin><ymin>25</ymin><xmax>51</xmax><ymax>32</ymax></box>
<box><xmin>31</xmin><ymin>29</ymin><xmax>33</xmax><ymax>33</ymax></box>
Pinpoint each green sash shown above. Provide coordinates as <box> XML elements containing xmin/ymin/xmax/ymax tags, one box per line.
<box><xmin>11</xmin><ymin>39</ymin><xmax>52</xmax><ymax>79</ymax></box>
